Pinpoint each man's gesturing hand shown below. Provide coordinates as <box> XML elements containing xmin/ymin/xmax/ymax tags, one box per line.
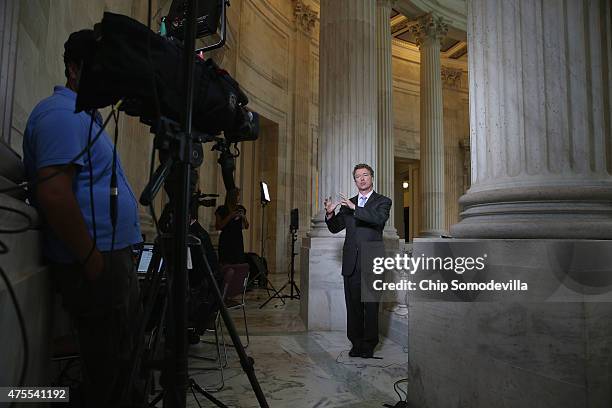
<box><xmin>324</xmin><ymin>196</ymin><xmax>339</xmax><ymax>216</ymax></box>
<box><xmin>339</xmin><ymin>193</ymin><xmax>356</xmax><ymax>210</ymax></box>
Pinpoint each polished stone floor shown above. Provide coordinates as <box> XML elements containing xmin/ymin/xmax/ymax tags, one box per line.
<box><xmin>179</xmin><ymin>274</ymin><xmax>409</xmax><ymax>408</ymax></box>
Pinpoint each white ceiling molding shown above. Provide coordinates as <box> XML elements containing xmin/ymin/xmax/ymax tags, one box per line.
<box><xmin>395</xmin><ymin>0</ymin><xmax>466</xmax><ymax>33</ymax></box>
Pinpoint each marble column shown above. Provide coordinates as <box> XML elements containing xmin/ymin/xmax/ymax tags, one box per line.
<box><xmin>441</xmin><ymin>66</ymin><xmax>468</xmax><ymax>229</ymax></box>
<box><xmin>451</xmin><ymin>0</ymin><xmax>612</xmax><ymax>239</ymax></box>
<box><xmin>408</xmin><ymin>2</ymin><xmax>612</xmax><ymax>407</ymax></box>
<box><xmin>376</xmin><ymin>0</ymin><xmax>399</xmax><ymax>240</ymax></box>
<box><xmin>292</xmin><ymin>0</ymin><xmax>317</xmax><ymax>232</ymax></box>
<box><xmin>410</xmin><ymin>14</ymin><xmax>448</xmax><ymax>237</ymax></box>
<box><xmin>313</xmin><ymin>0</ymin><xmax>378</xmax><ymax>232</ymax></box>
<box><xmin>302</xmin><ymin>0</ymin><xmax>378</xmax><ymax>330</ymax></box>
<box><xmin>376</xmin><ymin>0</ymin><xmax>404</xmax><ymax>324</ymax></box>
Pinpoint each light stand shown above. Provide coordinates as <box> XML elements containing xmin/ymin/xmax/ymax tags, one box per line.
<box><xmin>259</xmin><ymin>225</ymin><xmax>300</xmax><ymax>308</ymax></box>
<box><xmin>254</xmin><ymin>182</ymin><xmax>285</xmax><ymax>308</ymax></box>
<box><xmin>255</xmin><ymin>198</ymin><xmax>285</xmax><ymax>304</ymax></box>
<box><xmin>280</xmin><ymin>226</ymin><xmax>300</xmax><ymax>299</ymax></box>
<box><xmin>260</xmin><ymin>200</ymin><xmax>267</xmax><ymax>258</ymax></box>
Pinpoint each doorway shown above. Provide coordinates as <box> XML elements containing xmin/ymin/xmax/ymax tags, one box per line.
<box><xmin>236</xmin><ymin>115</ymin><xmax>279</xmax><ymax>273</ymax></box>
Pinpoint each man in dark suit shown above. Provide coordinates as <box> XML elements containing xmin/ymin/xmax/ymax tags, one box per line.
<box><xmin>325</xmin><ymin>163</ymin><xmax>392</xmax><ymax>358</ymax></box>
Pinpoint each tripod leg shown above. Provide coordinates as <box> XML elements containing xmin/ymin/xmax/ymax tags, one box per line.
<box><xmin>210</xmin><ymin>315</ymin><xmax>225</xmax><ymax>391</ymax></box>
<box><xmin>259</xmin><ymin>279</ymin><xmax>286</xmax><ymax>309</ymax></box>
<box><xmin>192</xmin><ymin>245</ymin><xmax>270</xmax><ymax>408</ymax></box>
<box><xmin>219</xmin><ymin>318</ymin><xmax>228</xmax><ymax>368</ymax></box>
<box><xmin>242</xmin><ymin>304</ymin><xmax>250</xmax><ymax>348</ymax></box>
<box><xmin>148</xmin><ymin>390</ymin><xmax>164</xmax><ymax>407</ymax></box>
<box><xmin>190</xmin><ymin>379</ymin><xmax>230</xmax><ymax>408</ymax></box>
<box><xmin>120</xmin><ymin>243</ymin><xmax>166</xmax><ymax>406</ymax></box>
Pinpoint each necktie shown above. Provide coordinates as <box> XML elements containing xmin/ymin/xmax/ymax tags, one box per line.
<box><xmin>359</xmin><ymin>196</ymin><xmax>367</xmax><ymax>207</ymax></box>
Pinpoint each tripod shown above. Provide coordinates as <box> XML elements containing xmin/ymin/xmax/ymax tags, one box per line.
<box><xmin>122</xmin><ymin>119</ymin><xmax>269</xmax><ymax>407</ymax></box>
<box><xmin>127</xmin><ymin>211</ymin><xmax>268</xmax><ymax>408</ymax></box>
<box><xmin>259</xmin><ymin>227</ymin><xmax>300</xmax><ymax>308</ymax></box>
<box><xmin>256</xmin><ymin>200</ymin><xmax>287</xmax><ymax>308</ymax></box>
<box><xmin>280</xmin><ymin>228</ymin><xmax>300</xmax><ymax>299</ymax></box>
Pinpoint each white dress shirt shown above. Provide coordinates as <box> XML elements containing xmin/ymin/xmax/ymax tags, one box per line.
<box><xmin>358</xmin><ymin>190</ymin><xmax>374</xmax><ymax>207</ymax></box>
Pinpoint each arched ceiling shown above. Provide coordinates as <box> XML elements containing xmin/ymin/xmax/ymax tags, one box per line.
<box><xmin>391</xmin><ymin>0</ymin><xmax>467</xmax><ymax>61</ymax></box>
<box><xmin>308</xmin><ymin>0</ymin><xmax>467</xmax><ymax>60</ymax></box>
<box><xmin>396</xmin><ymin>0</ymin><xmax>467</xmax><ymax>33</ymax></box>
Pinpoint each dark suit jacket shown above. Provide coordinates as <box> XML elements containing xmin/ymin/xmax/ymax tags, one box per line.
<box><xmin>326</xmin><ymin>191</ymin><xmax>392</xmax><ymax>277</ymax></box>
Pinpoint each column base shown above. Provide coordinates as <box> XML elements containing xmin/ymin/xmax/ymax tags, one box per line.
<box><xmin>417</xmin><ymin>229</ymin><xmax>448</xmax><ymax>238</ymax></box>
<box><xmin>308</xmin><ymin>210</ymin><xmax>344</xmax><ymax>238</ymax></box>
<box><xmin>383</xmin><ymin>226</ymin><xmax>399</xmax><ymax>240</ymax></box>
<box><xmin>451</xmin><ymin>186</ymin><xmax>612</xmax><ymax>239</ymax></box>
<box><xmin>408</xmin><ymin>238</ymin><xmax>612</xmax><ymax>408</ymax></box>
<box><xmin>300</xmin><ymin>235</ymin><xmax>346</xmax><ymax>331</ymax></box>
<box><xmin>301</xmin><ymin>219</ymin><xmax>402</xmax><ymax>331</ymax></box>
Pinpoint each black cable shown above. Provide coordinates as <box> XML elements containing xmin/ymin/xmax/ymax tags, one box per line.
<box><xmin>146</xmin><ymin>112</ymin><xmax>161</xmax><ymax>237</ymax></box>
<box><xmin>0</xmin><ymin>205</ymin><xmax>33</xmax><ymax>233</ymax></box>
<box><xmin>393</xmin><ymin>378</ymin><xmax>408</xmax><ymax>402</ymax></box>
<box><xmin>102</xmin><ymin>110</ymin><xmax>121</xmax><ymax>408</ymax></box>
<box><xmin>0</xmin><ymin>101</ymin><xmax>123</xmax><ymax>196</ymax></box>
<box><xmin>110</xmin><ymin>111</ymin><xmax>120</xmax><ymax>252</ymax></box>
<box><xmin>0</xmin><ymin>205</ymin><xmax>37</xmax><ymax>406</ymax></box>
<box><xmin>87</xmin><ymin>111</ymin><xmax>98</xmax><ymax>249</ymax></box>
<box><xmin>190</xmin><ymin>385</ymin><xmax>203</xmax><ymax>408</ymax></box>
<box><xmin>0</xmin><ymin>266</ymin><xmax>29</xmax><ymax>402</ymax></box>
<box><xmin>335</xmin><ymin>350</ymin><xmax>397</xmax><ymax>368</ymax></box>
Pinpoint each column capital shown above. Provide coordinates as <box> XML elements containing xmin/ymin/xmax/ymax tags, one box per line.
<box><xmin>376</xmin><ymin>0</ymin><xmax>397</xmax><ymax>9</ymax></box>
<box><xmin>410</xmin><ymin>13</ymin><xmax>448</xmax><ymax>47</ymax></box>
<box><xmin>293</xmin><ymin>0</ymin><xmax>318</xmax><ymax>34</ymax></box>
<box><xmin>441</xmin><ymin>66</ymin><xmax>463</xmax><ymax>88</ymax></box>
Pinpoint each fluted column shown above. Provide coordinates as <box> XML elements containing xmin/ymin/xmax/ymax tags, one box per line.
<box><xmin>376</xmin><ymin>0</ymin><xmax>398</xmax><ymax>239</ymax></box>
<box><xmin>311</xmin><ymin>0</ymin><xmax>378</xmax><ymax>235</ymax></box>
<box><xmin>441</xmin><ymin>69</ymin><xmax>468</xmax><ymax>229</ymax></box>
<box><xmin>302</xmin><ymin>0</ymin><xmax>378</xmax><ymax>331</ymax></box>
<box><xmin>411</xmin><ymin>14</ymin><xmax>448</xmax><ymax>237</ymax></box>
<box><xmin>451</xmin><ymin>0</ymin><xmax>612</xmax><ymax>239</ymax></box>
<box><xmin>292</xmin><ymin>0</ymin><xmax>317</xmax><ymax>231</ymax></box>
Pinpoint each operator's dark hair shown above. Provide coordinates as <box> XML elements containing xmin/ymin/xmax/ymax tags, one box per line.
<box><xmin>352</xmin><ymin>163</ymin><xmax>374</xmax><ymax>179</ymax></box>
<box><xmin>63</xmin><ymin>29</ymin><xmax>96</xmax><ymax>79</ymax></box>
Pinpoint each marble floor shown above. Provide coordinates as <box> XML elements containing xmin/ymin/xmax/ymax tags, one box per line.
<box><xmin>177</xmin><ymin>274</ymin><xmax>409</xmax><ymax>408</ymax></box>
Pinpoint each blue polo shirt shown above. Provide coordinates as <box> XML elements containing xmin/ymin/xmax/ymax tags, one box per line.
<box><xmin>23</xmin><ymin>86</ymin><xmax>142</xmax><ymax>263</ymax></box>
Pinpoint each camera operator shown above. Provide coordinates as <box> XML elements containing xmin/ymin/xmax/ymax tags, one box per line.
<box><xmin>187</xmin><ymin>193</ymin><xmax>224</xmax><ymax>335</ymax></box>
<box><xmin>189</xmin><ymin>193</ymin><xmax>222</xmax><ymax>287</ymax></box>
<box><xmin>215</xmin><ymin>188</ymin><xmax>249</xmax><ymax>264</ymax></box>
<box><xmin>22</xmin><ymin>30</ymin><xmax>143</xmax><ymax>407</ymax></box>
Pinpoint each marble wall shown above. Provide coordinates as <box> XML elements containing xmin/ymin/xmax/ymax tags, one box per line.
<box><xmin>222</xmin><ymin>0</ymin><xmax>321</xmax><ymax>273</ymax></box>
<box><xmin>0</xmin><ymin>196</ymin><xmax>51</xmax><ymax>387</ymax></box>
<box><xmin>408</xmin><ymin>238</ymin><xmax>612</xmax><ymax>408</ymax></box>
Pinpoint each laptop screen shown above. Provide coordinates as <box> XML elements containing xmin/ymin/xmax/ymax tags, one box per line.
<box><xmin>137</xmin><ymin>243</ymin><xmax>156</xmax><ymax>273</ymax></box>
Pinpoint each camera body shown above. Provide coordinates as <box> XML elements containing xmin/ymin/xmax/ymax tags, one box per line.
<box><xmin>76</xmin><ymin>12</ymin><xmax>259</xmax><ymax>143</ymax></box>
